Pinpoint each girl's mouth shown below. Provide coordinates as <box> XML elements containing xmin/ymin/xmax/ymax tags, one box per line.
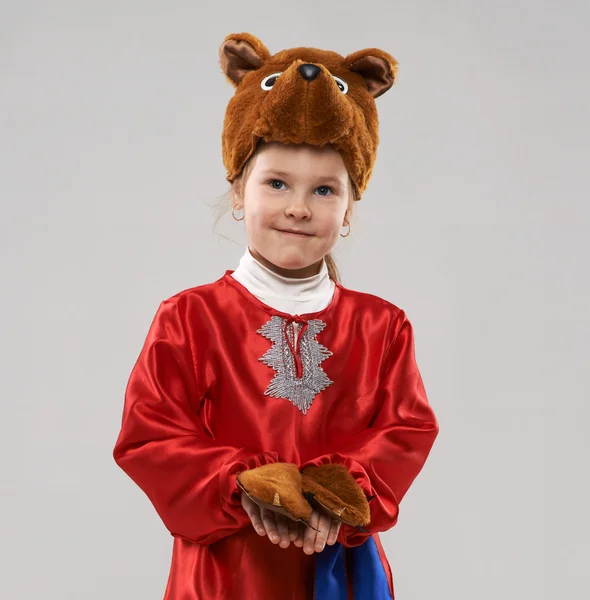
<box><xmin>276</xmin><ymin>228</ymin><xmax>312</xmax><ymax>237</ymax></box>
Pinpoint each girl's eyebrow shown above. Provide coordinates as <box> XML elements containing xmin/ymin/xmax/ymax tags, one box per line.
<box><xmin>259</xmin><ymin>168</ymin><xmax>344</xmax><ymax>187</ymax></box>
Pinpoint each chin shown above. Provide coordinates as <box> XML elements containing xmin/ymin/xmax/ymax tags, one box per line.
<box><xmin>270</xmin><ymin>254</ymin><xmax>309</xmax><ymax>270</ymax></box>
<box><xmin>262</xmin><ymin>247</ymin><xmax>317</xmax><ymax>271</ymax></box>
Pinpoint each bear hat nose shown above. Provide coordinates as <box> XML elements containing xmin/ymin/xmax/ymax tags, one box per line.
<box><xmin>298</xmin><ymin>63</ymin><xmax>321</xmax><ymax>81</ymax></box>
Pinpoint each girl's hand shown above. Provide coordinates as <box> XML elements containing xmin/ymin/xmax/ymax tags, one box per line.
<box><xmin>297</xmin><ymin>508</ymin><xmax>341</xmax><ymax>554</ymax></box>
<box><xmin>241</xmin><ymin>491</ymin><xmax>300</xmax><ymax>548</ymax></box>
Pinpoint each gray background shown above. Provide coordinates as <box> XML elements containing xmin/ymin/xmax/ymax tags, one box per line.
<box><xmin>1</xmin><ymin>1</ymin><xmax>588</xmax><ymax>598</ymax></box>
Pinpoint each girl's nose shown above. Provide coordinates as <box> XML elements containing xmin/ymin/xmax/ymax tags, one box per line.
<box><xmin>285</xmin><ymin>190</ymin><xmax>312</xmax><ymax>219</ymax></box>
<box><xmin>286</xmin><ymin>201</ymin><xmax>311</xmax><ymax>219</ymax></box>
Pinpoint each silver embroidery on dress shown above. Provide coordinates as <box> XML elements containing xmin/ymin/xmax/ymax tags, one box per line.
<box><xmin>257</xmin><ymin>315</ymin><xmax>333</xmax><ymax>414</ymax></box>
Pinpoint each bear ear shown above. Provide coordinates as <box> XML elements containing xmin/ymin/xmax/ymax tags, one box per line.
<box><xmin>343</xmin><ymin>48</ymin><xmax>399</xmax><ymax>98</ymax></box>
<box><xmin>219</xmin><ymin>32</ymin><xmax>271</xmax><ymax>87</ymax></box>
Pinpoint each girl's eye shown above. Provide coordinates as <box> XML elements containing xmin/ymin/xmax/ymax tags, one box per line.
<box><xmin>267</xmin><ymin>180</ymin><xmax>334</xmax><ymax>195</ymax></box>
<box><xmin>268</xmin><ymin>179</ymin><xmax>286</xmax><ymax>190</ymax></box>
<box><xmin>316</xmin><ymin>186</ymin><xmax>334</xmax><ymax>196</ymax></box>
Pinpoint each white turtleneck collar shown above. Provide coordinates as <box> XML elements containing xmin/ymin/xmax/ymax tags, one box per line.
<box><xmin>231</xmin><ymin>247</ymin><xmax>335</xmax><ymax>316</ymax></box>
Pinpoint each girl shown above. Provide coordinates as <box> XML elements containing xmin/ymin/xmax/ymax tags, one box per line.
<box><xmin>113</xmin><ymin>33</ymin><xmax>439</xmax><ymax>599</ymax></box>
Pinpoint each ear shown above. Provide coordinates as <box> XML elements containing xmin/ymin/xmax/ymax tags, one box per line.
<box><xmin>219</xmin><ymin>32</ymin><xmax>271</xmax><ymax>87</ymax></box>
<box><xmin>231</xmin><ymin>185</ymin><xmax>242</xmax><ymax>210</ymax></box>
<box><xmin>343</xmin><ymin>208</ymin><xmax>352</xmax><ymax>226</ymax></box>
<box><xmin>343</xmin><ymin>48</ymin><xmax>399</xmax><ymax>98</ymax></box>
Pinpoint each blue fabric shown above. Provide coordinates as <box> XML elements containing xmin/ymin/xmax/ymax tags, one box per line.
<box><xmin>314</xmin><ymin>541</ymin><xmax>348</xmax><ymax>600</ymax></box>
<box><xmin>315</xmin><ymin>536</ymin><xmax>393</xmax><ymax>600</ymax></box>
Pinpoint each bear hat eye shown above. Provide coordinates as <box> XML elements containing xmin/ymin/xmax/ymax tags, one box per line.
<box><xmin>332</xmin><ymin>75</ymin><xmax>348</xmax><ymax>94</ymax></box>
<box><xmin>261</xmin><ymin>72</ymin><xmax>282</xmax><ymax>90</ymax></box>
<box><xmin>261</xmin><ymin>71</ymin><xmax>348</xmax><ymax>94</ymax></box>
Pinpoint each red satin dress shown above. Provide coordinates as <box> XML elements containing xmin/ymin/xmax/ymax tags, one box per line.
<box><xmin>113</xmin><ymin>270</ymin><xmax>439</xmax><ymax>599</ymax></box>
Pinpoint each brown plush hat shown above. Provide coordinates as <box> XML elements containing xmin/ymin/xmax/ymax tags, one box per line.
<box><xmin>218</xmin><ymin>32</ymin><xmax>398</xmax><ymax>201</ymax></box>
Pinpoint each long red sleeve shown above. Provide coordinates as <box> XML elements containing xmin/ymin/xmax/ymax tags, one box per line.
<box><xmin>113</xmin><ymin>300</ymin><xmax>282</xmax><ymax>545</ymax></box>
<box><xmin>300</xmin><ymin>311</ymin><xmax>439</xmax><ymax>547</ymax></box>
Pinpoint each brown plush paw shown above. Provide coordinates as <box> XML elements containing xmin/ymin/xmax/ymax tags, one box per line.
<box><xmin>236</xmin><ymin>463</ymin><xmax>313</xmax><ymax>524</ymax></box>
<box><xmin>301</xmin><ymin>463</ymin><xmax>371</xmax><ymax>528</ymax></box>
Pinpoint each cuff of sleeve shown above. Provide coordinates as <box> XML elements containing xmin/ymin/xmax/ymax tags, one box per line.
<box><xmin>219</xmin><ymin>448</ymin><xmax>284</xmax><ymax>509</ymax></box>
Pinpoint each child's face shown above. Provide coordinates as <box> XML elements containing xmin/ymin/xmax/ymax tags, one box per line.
<box><xmin>237</xmin><ymin>142</ymin><xmax>351</xmax><ymax>276</ymax></box>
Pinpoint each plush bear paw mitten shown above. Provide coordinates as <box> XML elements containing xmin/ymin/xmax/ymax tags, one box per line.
<box><xmin>301</xmin><ymin>464</ymin><xmax>372</xmax><ymax>530</ymax></box>
<box><xmin>236</xmin><ymin>463</ymin><xmax>314</xmax><ymax>525</ymax></box>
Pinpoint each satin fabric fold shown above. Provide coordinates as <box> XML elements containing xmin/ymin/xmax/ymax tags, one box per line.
<box><xmin>113</xmin><ymin>270</ymin><xmax>438</xmax><ymax>599</ymax></box>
